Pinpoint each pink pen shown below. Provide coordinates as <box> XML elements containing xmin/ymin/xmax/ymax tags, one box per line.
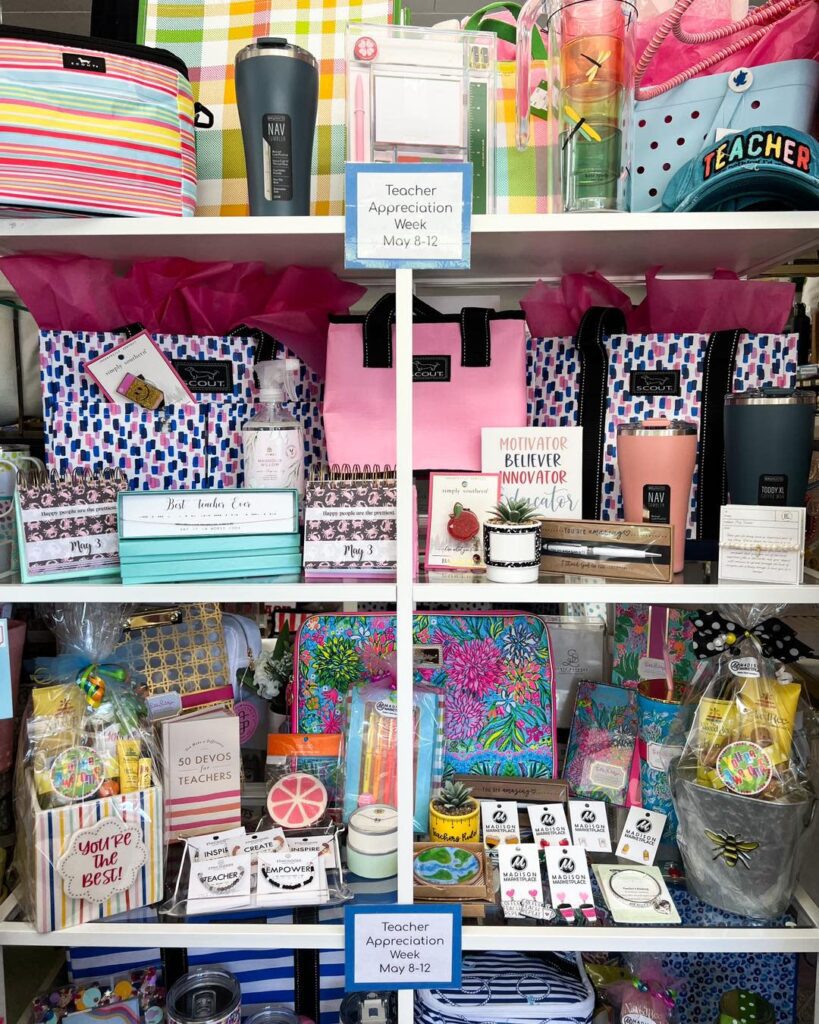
<box><xmin>354</xmin><ymin>75</ymin><xmax>365</xmax><ymax>161</ymax></box>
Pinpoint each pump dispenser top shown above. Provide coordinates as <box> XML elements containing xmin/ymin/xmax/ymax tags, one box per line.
<box><xmin>257</xmin><ymin>357</ymin><xmax>300</xmax><ymax>403</ymax></box>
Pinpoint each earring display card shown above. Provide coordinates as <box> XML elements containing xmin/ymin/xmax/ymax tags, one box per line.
<box><xmin>345</xmin><ymin>23</ymin><xmax>496</xmax><ymax>214</ymax></box>
<box><xmin>14</xmin><ymin>469</ymin><xmax>126</xmax><ymax>582</ymax></box>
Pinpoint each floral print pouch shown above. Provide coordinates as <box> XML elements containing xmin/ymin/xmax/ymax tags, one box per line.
<box><xmin>564</xmin><ymin>681</ymin><xmax>637</xmax><ymax>805</ymax></box>
<box><xmin>611</xmin><ymin>604</ymin><xmax>698</xmax><ymax>689</ymax></box>
<box><xmin>294</xmin><ymin>612</ymin><xmax>557</xmax><ymax>778</ymax></box>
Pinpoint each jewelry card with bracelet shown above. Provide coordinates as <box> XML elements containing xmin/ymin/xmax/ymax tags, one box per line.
<box><xmin>257</xmin><ymin>849</ymin><xmax>328</xmax><ymax>906</ymax></box>
<box><xmin>187</xmin><ymin>854</ymin><xmax>252</xmax><ymax>915</ymax></box>
<box><xmin>593</xmin><ymin>864</ymin><xmax>680</xmax><ymax>924</ymax></box>
<box><xmin>718</xmin><ymin>505</ymin><xmax>805</xmax><ymax>585</ymax></box>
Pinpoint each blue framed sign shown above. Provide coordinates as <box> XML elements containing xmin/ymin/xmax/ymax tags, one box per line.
<box><xmin>344</xmin><ymin>903</ymin><xmax>462</xmax><ymax>991</ymax></box>
<box><xmin>345</xmin><ymin>163</ymin><xmax>472</xmax><ymax>270</ymax></box>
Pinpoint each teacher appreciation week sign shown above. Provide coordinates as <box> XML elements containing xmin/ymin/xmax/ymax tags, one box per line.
<box><xmin>482</xmin><ymin>427</ymin><xmax>582</xmax><ymax>519</ymax></box>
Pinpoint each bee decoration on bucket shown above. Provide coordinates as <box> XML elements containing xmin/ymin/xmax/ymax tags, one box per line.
<box><xmin>705</xmin><ymin>829</ymin><xmax>760</xmax><ymax>868</ymax></box>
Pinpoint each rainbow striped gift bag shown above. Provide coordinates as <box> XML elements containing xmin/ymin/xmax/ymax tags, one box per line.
<box><xmin>29</xmin><ymin>784</ymin><xmax>163</xmax><ymax>933</ymax></box>
<box><xmin>0</xmin><ymin>25</ymin><xmax>195</xmax><ymax>217</ymax></box>
<box><xmin>138</xmin><ymin>0</ymin><xmax>390</xmax><ymax>216</ymax></box>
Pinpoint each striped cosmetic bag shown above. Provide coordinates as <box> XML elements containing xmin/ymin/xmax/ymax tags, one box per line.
<box><xmin>416</xmin><ymin>951</ymin><xmax>595</xmax><ymax>1024</ymax></box>
<box><xmin>0</xmin><ymin>26</ymin><xmax>196</xmax><ymax>217</ymax></box>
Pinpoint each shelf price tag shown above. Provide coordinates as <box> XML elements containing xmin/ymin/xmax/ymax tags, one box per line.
<box><xmin>345</xmin><ymin>904</ymin><xmax>462</xmax><ymax>991</ymax></box>
<box><xmin>345</xmin><ymin>163</ymin><xmax>472</xmax><ymax>270</ymax></box>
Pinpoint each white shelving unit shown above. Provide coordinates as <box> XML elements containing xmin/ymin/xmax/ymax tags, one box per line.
<box><xmin>2</xmin><ymin>212</ymin><xmax>819</xmax><ymax>1020</ymax></box>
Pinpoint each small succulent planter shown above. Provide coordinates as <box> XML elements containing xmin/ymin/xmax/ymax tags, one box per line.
<box><xmin>428</xmin><ymin>781</ymin><xmax>480</xmax><ymax>842</ymax></box>
<box><xmin>483</xmin><ymin>520</ymin><xmax>541</xmax><ymax>583</ymax></box>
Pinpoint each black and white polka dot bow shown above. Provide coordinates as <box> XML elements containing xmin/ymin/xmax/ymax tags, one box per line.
<box><xmin>690</xmin><ymin>610</ymin><xmax>813</xmax><ymax>663</ymax></box>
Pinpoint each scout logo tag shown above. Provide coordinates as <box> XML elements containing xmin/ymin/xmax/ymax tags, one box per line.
<box><xmin>57</xmin><ymin>816</ymin><xmax>146</xmax><ymax>903</ymax></box>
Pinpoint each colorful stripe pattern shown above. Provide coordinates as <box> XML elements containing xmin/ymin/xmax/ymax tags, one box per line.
<box><xmin>528</xmin><ymin>331</ymin><xmax>798</xmax><ymax>537</ymax></box>
<box><xmin>40</xmin><ymin>330</ymin><xmax>327</xmax><ymax>490</ymax></box>
<box><xmin>495</xmin><ymin>61</ymin><xmax>556</xmax><ymax>214</ymax></box>
<box><xmin>139</xmin><ymin>0</ymin><xmax>390</xmax><ymax>216</ymax></box>
<box><xmin>0</xmin><ymin>36</ymin><xmax>195</xmax><ymax>217</ymax></box>
<box><xmin>34</xmin><ymin>786</ymin><xmax>162</xmax><ymax>933</ymax></box>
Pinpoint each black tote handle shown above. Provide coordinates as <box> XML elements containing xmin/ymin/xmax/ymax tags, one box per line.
<box><xmin>695</xmin><ymin>328</ymin><xmax>744</xmax><ymax>545</ymax></box>
<box><xmin>575</xmin><ymin>306</ymin><xmax>627</xmax><ymax>520</ymax></box>
<box><xmin>362</xmin><ymin>293</ymin><xmax>494</xmax><ymax>369</ymax></box>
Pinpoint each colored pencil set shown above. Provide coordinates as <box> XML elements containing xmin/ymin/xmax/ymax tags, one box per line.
<box><xmin>359</xmin><ymin>702</ymin><xmax>398</xmax><ymax>807</ymax></box>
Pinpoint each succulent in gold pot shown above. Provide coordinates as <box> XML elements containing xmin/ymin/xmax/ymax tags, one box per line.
<box><xmin>428</xmin><ymin>780</ymin><xmax>480</xmax><ymax>843</ymax></box>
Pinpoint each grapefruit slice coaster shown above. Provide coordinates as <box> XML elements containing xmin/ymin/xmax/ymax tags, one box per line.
<box><xmin>267</xmin><ymin>772</ymin><xmax>328</xmax><ymax>829</ymax></box>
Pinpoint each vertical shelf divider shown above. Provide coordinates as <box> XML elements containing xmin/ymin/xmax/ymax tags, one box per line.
<box><xmin>394</xmin><ymin>268</ymin><xmax>416</xmax><ymax>1024</ymax></box>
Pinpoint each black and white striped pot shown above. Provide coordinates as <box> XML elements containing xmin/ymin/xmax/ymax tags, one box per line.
<box><xmin>483</xmin><ymin>521</ymin><xmax>541</xmax><ymax>583</ymax></box>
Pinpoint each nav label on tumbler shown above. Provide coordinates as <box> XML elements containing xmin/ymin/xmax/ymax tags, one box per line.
<box><xmin>263</xmin><ymin>113</ymin><xmax>293</xmax><ymax>202</ymax></box>
<box><xmin>758</xmin><ymin>474</ymin><xmax>787</xmax><ymax>506</ymax></box>
<box><xmin>642</xmin><ymin>484</ymin><xmax>670</xmax><ymax>524</ymax></box>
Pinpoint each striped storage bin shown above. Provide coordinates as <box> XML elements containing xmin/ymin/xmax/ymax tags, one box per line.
<box><xmin>0</xmin><ymin>26</ymin><xmax>196</xmax><ymax>217</ymax></box>
<box><xmin>416</xmin><ymin>951</ymin><xmax>595</xmax><ymax>1024</ymax></box>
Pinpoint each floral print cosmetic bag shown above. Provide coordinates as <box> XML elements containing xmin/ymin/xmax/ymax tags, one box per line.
<box><xmin>293</xmin><ymin>612</ymin><xmax>556</xmax><ymax>778</ymax></box>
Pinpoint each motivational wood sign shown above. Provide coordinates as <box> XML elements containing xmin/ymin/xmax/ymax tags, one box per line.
<box><xmin>481</xmin><ymin>427</ymin><xmax>582</xmax><ymax>519</ymax></box>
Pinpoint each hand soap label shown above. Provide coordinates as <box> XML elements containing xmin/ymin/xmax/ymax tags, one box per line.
<box><xmin>243</xmin><ymin>426</ymin><xmax>305</xmax><ymax>493</ymax></box>
<box><xmin>480</xmin><ymin>801</ymin><xmax>520</xmax><ymax>845</ymax></box>
<box><xmin>528</xmin><ymin>803</ymin><xmax>571</xmax><ymax>848</ymax></box>
<box><xmin>569</xmin><ymin>800</ymin><xmax>612</xmax><ymax>852</ymax></box>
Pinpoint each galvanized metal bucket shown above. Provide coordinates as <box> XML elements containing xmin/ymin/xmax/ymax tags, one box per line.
<box><xmin>671</xmin><ymin>764</ymin><xmax>815</xmax><ymax>919</ymax></box>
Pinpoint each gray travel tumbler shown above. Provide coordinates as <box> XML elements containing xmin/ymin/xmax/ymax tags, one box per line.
<box><xmin>235</xmin><ymin>38</ymin><xmax>318</xmax><ymax>216</ymax></box>
<box><xmin>724</xmin><ymin>388</ymin><xmax>816</xmax><ymax>506</ymax></box>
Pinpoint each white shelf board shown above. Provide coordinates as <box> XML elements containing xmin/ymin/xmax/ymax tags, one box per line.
<box><xmin>0</xmin><ymin>212</ymin><xmax>815</xmax><ymax>280</ymax></box>
<box><xmin>0</xmin><ymin>920</ymin><xmax>345</xmax><ymax>949</ymax></box>
<box><xmin>461</xmin><ymin>924</ymin><xmax>819</xmax><ymax>953</ymax></box>
<box><xmin>416</xmin><ymin>564</ymin><xmax>819</xmax><ymax>605</ymax></box>
<box><xmin>0</xmin><ymin>917</ymin><xmax>814</xmax><ymax>952</ymax></box>
<box><xmin>0</xmin><ymin>578</ymin><xmax>396</xmax><ymax>604</ymax></box>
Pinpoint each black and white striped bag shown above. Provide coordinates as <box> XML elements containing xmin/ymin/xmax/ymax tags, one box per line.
<box><xmin>415</xmin><ymin>952</ymin><xmax>595</xmax><ymax>1024</ymax></box>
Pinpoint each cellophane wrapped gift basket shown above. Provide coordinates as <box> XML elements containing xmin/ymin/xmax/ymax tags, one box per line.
<box><xmin>13</xmin><ymin>604</ymin><xmax>163</xmax><ymax>933</ymax></box>
<box><xmin>671</xmin><ymin>605</ymin><xmax>818</xmax><ymax>920</ymax></box>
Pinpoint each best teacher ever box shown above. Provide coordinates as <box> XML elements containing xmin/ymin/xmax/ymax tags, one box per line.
<box><xmin>29</xmin><ymin>781</ymin><xmax>163</xmax><ymax>932</ymax></box>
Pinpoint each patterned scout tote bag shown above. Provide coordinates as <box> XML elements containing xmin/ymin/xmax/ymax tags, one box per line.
<box><xmin>39</xmin><ymin>331</ymin><xmax>326</xmax><ymax>490</ymax></box>
<box><xmin>138</xmin><ymin>0</ymin><xmax>390</xmax><ymax>216</ymax></box>
<box><xmin>527</xmin><ymin>307</ymin><xmax>798</xmax><ymax>543</ymax></box>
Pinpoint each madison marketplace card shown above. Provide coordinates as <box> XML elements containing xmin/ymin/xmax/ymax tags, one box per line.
<box><xmin>481</xmin><ymin>427</ymin><xmax>582</xmax><ymax>519</ymax></box>
<box><xmin>426</xmin><ymin>473</ymin><xmax>500</xmax><ymax>571</ymax></box>
<box><xmin>569</xmin><ymin>800</ymin><xmax>612</xmax><ymax>852</ymax></box>
<box><xmin>544</xmin><ymin>845</ymin><xmax>596</xmax><ymax>922</ymax></box>
<box><xmin>615</xmin><ymin>807</ymin><xmax>667</xmax><ymax>865</ymax></box>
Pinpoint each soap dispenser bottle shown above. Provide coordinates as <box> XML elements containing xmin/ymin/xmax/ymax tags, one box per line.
<box><xmin>242</xmin><ymin>357</ymin><xmax>305</xmax><ymax>497</ymax></box>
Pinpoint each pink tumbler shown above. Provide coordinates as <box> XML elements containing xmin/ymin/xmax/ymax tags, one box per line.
<box><xmin>617</xmin><ymin>419</ymin><xmax>697</xmax><ymax>573</ymax></box>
